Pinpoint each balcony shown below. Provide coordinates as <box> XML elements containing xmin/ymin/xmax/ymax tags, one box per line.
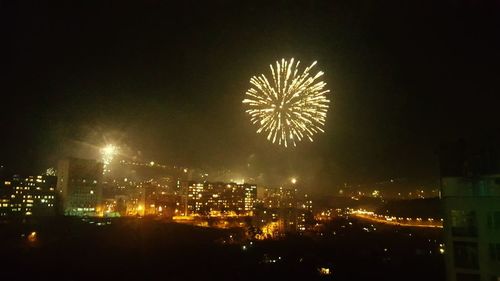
<box><xmin>441</xmin><ymin>176</ymin><xmax>500</xmax><ymax>198</ymax></box>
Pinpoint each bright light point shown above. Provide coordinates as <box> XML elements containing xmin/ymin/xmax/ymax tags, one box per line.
<box><xmin>100</xmin><ymin>144</ymin><xmax>119</xmax><ymax>174</ymax></box>
<box><xmin>46</xmin><ymin>167</ymin><xmax>56</xmax><ymax>176</ymax></box>
<box><xmin>183</xmin><ymin>168</ymin><xmax>188</xmax><ymax>173</ymax></box>
<box><xmin>291</xmin><ymin>178</ymin><xmax>297</xmax><ymax>184</ymax></box>
<box><xmin>318</xmin><ymin>267</ymin><xmax>331</xmax><ymax>276</ymax></box>
<box><xmin>28</xmin><ymin>231</ymin><xmax>37</xmax><ymax>242</ymax></box>
<box><xmin>439</xmin><ymin>244</ymin><xmax>445</xmax><ymax>254</ymax></box>
<box><xmin>150</xmin><ymin>161</ymin><xmax>155</xmax><ymax>166</ymax></box>
<box><xmin>102</xmin><ymin>144</ymin><xmax>117</xmax><ymax>156</ymax></box>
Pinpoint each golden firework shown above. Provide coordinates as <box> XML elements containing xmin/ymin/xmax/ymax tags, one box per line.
<box><xmin>243</xmin><ymin>58</ymin><xmax>330</xmax><ymax>147</ymax></box>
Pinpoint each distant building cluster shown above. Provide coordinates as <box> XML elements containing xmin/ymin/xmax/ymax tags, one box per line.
<box><xmin>53</xmin><ymin>158</ymin><xmax>259</xmax><ymax>218</ymax></box>
<box><xmin>0</xmin><ymin>157</ymin><xmax>317</xmax><ymax>237</ymax></box>
<box><xmin>0</xmin><ymin>175</ymin><xmax>57</xmax><ymax>217</ymax></box>
<box><xmin>179</xmin><ymin>181</ymin><xmax>257</xmax><ymax>216</ymax></box>
<box><xmin>253</xmin><ymin>187</ymin><xmax>314</xmax><ymax>238</ymax></box>
<box><xmin>337</xmin><ymin>181</ymin><xmax>440</xmax><ymax>200</ymax></box>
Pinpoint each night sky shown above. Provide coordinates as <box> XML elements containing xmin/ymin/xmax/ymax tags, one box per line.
<box><xmin>2</xmin><ymin>0</ymin><xmax>500</xmax><ymax>193</ymax></box>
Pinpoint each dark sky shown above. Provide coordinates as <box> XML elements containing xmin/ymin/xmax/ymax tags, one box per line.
<box><xmin>2</xmin><ymin>0</ymin><xmax>500</xmax><ymax>193</ymax></box>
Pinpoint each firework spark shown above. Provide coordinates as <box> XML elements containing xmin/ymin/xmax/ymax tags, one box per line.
<box><xmin>101</xmin><ymin>144</ymin><xmax>118</xmax><ymax>174</ymax></box>
<box><xmin>242</xmin><ymin>58</ymin><xmax>330</xmax><ymax>147</ymax></box>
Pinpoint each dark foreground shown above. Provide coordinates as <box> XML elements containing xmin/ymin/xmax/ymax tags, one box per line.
<box><xmin>0</xmin><ymin>216</ymin><xmax>444</xmax><ymax>281</ymax></box>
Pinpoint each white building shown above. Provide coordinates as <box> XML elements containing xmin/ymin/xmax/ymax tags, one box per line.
<box><xmin>441</xmin><ymin>143</ymin><xmax>500</xmax><ymax>281</ymax></box>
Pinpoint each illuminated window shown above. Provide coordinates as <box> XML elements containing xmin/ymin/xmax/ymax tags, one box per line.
<box><xmin>451</xmin><ymin>210</ymin><xmax>477</xmax><ymax>237</ymax></box>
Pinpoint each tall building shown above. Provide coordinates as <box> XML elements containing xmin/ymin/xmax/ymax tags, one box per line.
<box><xmin>240</xmin><ymin>183</ymin><xmax>257</xmax><ymax>215</ymax></box>
<box><xmin>0</xmin><ymin>175</ymin><xmax>57</xmax><ymax>217</ymax></box>
<box><xmin>261</xmin><ymin>187</ymin><xmax>297</xmax><ymax>209</ymax></box>
<box><xmin>57</xmin><ymin>158</ymin><xmax>103</xmax><ymax>216</ymax></box>
<box><xmin>297</xmin><ymin>194</ymin><xmax>313</xmax><ymax>232</ymax></box>
<box><xmin>180</xmin><ymin>181</ymin><xmax>257</xmax><ymax>216</ymax></box>
<box><xmin>440</xmin><ymin>142</ymin><xmax>500</xmax><ymax>281</ymax></box>
<box><xmin>136</xmin><ymin>180</ymin><xmax>179</xmax><ymax>217</ymax></box>
<box><xmin>224</xmin><ymin>183</ymin><xmax>245</xmax><ymax>214</ymax></box>
<box><xmin>186</xmin><ymin>182</ymin><xmax>204</xmax><ymax>215</ymax></box>
<box><xmin>254</xmin><ymin>187</ymin><xmax>300</xmax><ymax>234</ymax></box>
<box><xmin>0</xmin><ymin>177</ymin><xmax>10</xmax><ymax>217</ymax></box>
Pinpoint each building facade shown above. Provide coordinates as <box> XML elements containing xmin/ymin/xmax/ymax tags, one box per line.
<box><xmin>0</xmin><ymin>175</ymin><xmax>57</xmax><ymax>217</ymax></box>
<box><xmin>179</xmin><ymin>181</ymin><xmax>257</xmax><ymax>216</ymax></box>
<box><xmin>440</xmin><ymin>142</ymin><xmax>500</xmax><ymax>281</ymax></box>
<box><xmin>442</xmin><ymin>176</ymin><xmax>500</xmax><ymax>281</ymax></box>
<box><xmin>253</xmin><ymin>187</ymin><xmax>313</xmax><ymax>235</ymax></box>
<box><xmin>57</xmin><ymin>158</ymin><xmax>103</xmax><ymax>216</ymax></box>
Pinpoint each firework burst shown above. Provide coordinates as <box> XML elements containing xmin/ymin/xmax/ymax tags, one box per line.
<box><xmin>101</xmin><ymin>144</ymin><xmax>118</xmax><ymax>174</ymax></box>
<box><xmin>242</xmin><ymin>58</ymin><xmax>330</xmax><ymax>147</ymax></box>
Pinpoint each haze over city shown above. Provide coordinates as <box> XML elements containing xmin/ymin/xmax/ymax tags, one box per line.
<box><xmin>3</xmin><ymin>1</ymin><xmax>499</xmax><ymax>194</ymax></box>
<box><xmin>1</xmin><ymin>1</ymin><xmax>500</xmax><ymax>281</ymax></box>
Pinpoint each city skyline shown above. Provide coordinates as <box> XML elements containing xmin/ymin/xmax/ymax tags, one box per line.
<box><xmin>2</xmin><ymin>2</ymin><xmax>500</xmax><ymax>280</ymax></box>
